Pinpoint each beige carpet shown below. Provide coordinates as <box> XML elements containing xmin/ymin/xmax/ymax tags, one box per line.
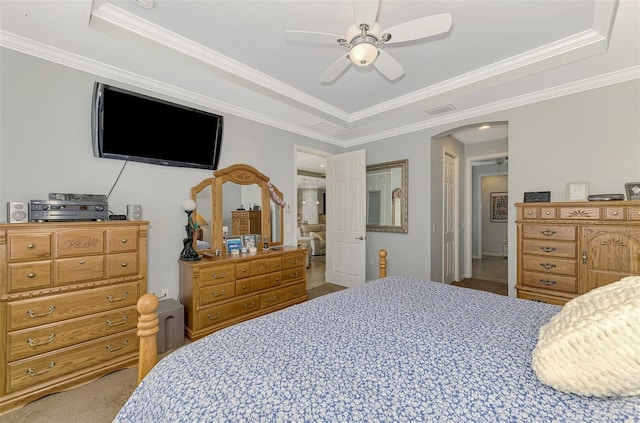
<box><xmin>1</xmin><ymin>366</ymin><xmax>138</xmax><ymax>423</ymax></box>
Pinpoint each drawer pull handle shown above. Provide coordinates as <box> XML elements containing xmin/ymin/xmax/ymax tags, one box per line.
<box><xmin>27</xmin><ymin>306</ymin><xmax>56</xmax><ymax>318</ymax></box>
<box><xmin>27</xmin><ymin>333</ymin><xmax>56</xmax><ymax>347</ymax></box>
<box><xmin>212</xmin><ymin>271</ymin><xmax>227</xmax><ymax>278</ymax></box>
<box><xmin>582</xmin><ymin>250</ymin><xmax>587</xmax><ymax>264</ymax></box>
<box><xmin>527</xmin><ymin>211</ymin><xmax>533</xmax><ymax>215</ymax></box>
<box><xmin>121</xmin><ymin>238</ymin><xmax>128</xmax><ymax>244</ymax></box>
<box><xmin>540</xmin><ymin>246</ymin><xmax>556</xmax><ymax>253</ymax></box>
<box><xmin>27</xmin><ymin>361</ymin><xmax>55</xmax><ymax>377</ymax></box>
<box><xmin>106</xmin><ymin>292</ymin><xmax>129</xmax><ymax>302</ymax></box>
<box><xmin>540</xmin><ymin>230</ymin><xmax>556</xmax><ymax>236</ymax></box>
<box><xmin>539</xmin><ymin>279</ymin><xmax>557</xmax><ymax>286</ymax></box>
<box><xmin>288</xmin><ymin>259</ymin><xmax>299</xmax><ymax>264</ymax></box>
<box><xmin>120</xmin><ymin>262</ymin><xmax>128</xmax><ymax>267</ymax></box>
<box><xmin>540</xmin><ymin>263</ymin><xmax>557</xmax><ymax>270</ymax></box>
<box><xmin>243</xmin><ymin>301</ymin><xmax>257</xmax><ymax>309</ymax></box>
<box><xmin>27</xmin><ymin>243</ymin><xmax>35</xmax><ymax>249</ymax></box>
<box><xmin>544</xmin><ymin>211</ymin><xmax>551</xmax><ymax>215</ymax></box>
<box><xmin>27</xmin><ymin>272</ymin><xmax>36</xmax><ymax>279</ymax></box>
<box><xmin>107</xmin><ymin>315</ymin><xmax>129</xmax><ymax>327</ymax></box>
<box><xmin>289</xmin><ymin>272</ymin><xmax>299</xmax><ymax>278</ymax></box>
<box><xmin>106</xmin><ymin>339</ymin><xmax>129</xmax><ymax>352</ymax></box>
<box><xmin>207</xmin><ymin>311</ymin><xmax>222</xmax><ymax>320</ymax></box>
<box><xmin>264</xmin><ymin>295</ymin><xmax>278</xmax><ymax>303</ymax></box>
<box><xmin>612</xmin><ymin>211</ymin><xmax>619</xmax><ymax>216</ymax></box>
<box><xmin>79</xmin><ymin>260</ymin><xmax>86</xmax><ymax>265</ymax></box>
<box><xmin>212</xmin><ymin>289</ymin><xmax>226</xmax><ymax>297</ymax></box>
<box><xmin>275</xmin><ymin>263</ymin><xmax>280</xmax><ymax>268</ymax></box>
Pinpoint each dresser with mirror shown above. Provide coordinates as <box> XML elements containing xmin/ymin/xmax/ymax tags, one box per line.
<box><xmin>179</xmin><ymin>164</ymin><xmax>307</xmax><ymax>341</ymax></box>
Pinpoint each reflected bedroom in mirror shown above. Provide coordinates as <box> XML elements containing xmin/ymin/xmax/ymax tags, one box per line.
<box><xmin>366</xmin><ymin>159</ymin><xmax>408</xmax><ymax>234</ymax></box>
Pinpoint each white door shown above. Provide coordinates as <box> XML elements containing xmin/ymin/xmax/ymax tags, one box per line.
<box><xmin>443</xmin><ymin>152</ymin><xmax>457</xmax><ymax>283</ymax></box>
<box><xmin>326</xmin><ymin>150</ymin><xmax>366</xmax><ymax>287</ymax></box>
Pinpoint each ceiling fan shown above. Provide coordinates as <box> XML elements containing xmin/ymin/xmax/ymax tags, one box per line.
<box><xmin>284</xmin><ymin>0</ymin><xmax>452</xmax><ymax>83</ymax></box>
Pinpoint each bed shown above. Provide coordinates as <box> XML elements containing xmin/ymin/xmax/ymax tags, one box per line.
<box><xmin>115</xmin><ymin>250</ymin><xmax>640</xmax><ymax>422</ymax></box>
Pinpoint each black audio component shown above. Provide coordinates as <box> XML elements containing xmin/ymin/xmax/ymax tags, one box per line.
<box><xmin>29</xmin><ymin>200</ymin><xmax>109</xmax><ymax>222</ymax></box>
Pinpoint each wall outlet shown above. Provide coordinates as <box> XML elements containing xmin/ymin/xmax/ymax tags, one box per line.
<box><xmin>160</xmin><ymin>288</ymin><xmax>169</xmax><ymax>298</ymax></box>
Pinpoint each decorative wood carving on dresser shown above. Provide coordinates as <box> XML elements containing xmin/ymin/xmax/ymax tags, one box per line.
<box><xmin>179</xmin><ymin>246</ymin><xmax>307</xmax><ymax>341</ymax></box>
<box><xmin>515</xmin><ymin>201</ymin><xmax>640</xmax><ymax>305</ymax></box>
<box><xmin>0</xmin><ymin>221</ymin><xmax>148</xmax><ymax>414</ymax></box>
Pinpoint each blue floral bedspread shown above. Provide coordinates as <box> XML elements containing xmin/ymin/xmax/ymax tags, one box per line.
<box><xmin>114</xmin><ymin>277</ymin><xmax>640</xmax><ymax>422</ymax></box>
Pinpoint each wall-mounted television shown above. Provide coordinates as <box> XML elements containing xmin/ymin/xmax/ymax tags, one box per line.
<box><xmin>91</xmin><ymin>82</ymin><xmax>223</xmax><ymax>170</ymax></box>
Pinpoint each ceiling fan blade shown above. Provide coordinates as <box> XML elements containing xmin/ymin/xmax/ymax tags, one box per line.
<box><xmin>285</xmin><ymin>30</ymin><xmax>344</xmax><ymax>44</ymax></box>
<box><xmin>383</xmin><ymin>13</ymin><xmax>453</xmax><ymax>44</ymax></box>
<box><xmin>321</xmin><ymin>54</ymin><xmax>352</xmax><ymax>83</ymax></box>
<box><xmin>373</xmin><ymin>49</ymin><xmax>404</xmax><ymax>81</ymax></box>
<box><xmin>353</xmin><ymin>0</ymin><xmax>379</xmax><ymax>27</ymax></box>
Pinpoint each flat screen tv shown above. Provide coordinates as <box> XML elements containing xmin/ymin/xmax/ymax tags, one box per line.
<box><xmin>91</xmin><ymin>82</ymin><xmax>223</xmax><ymax>170</ymax></box>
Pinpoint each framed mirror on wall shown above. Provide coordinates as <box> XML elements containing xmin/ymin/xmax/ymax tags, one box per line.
<box><xmin>366</xmin><ymin>159</ymin><xmax>408</xmax><ymax>234</ymax></box>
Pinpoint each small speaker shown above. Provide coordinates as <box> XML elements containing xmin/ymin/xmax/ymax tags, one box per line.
<box><xmin>126</xmin><ymin>204</ymin><xmax>143</xmax><ymax>221</ymax></box>
<box><xmin>7</xmin><ymin>202</ymin><xmax>29</xmax><ymax>223</ymax></box>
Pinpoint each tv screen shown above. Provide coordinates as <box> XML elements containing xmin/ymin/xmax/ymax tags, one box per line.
<box><xmin>91</xmin><ymin>82</ymin><xmax>223</xmax><ymax>170</ymax></box>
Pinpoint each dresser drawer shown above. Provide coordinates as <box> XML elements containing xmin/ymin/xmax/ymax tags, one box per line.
<box><xmin>199</xmin><ymin>263</ymin><xmax>236</xmax><ymax>285</ymax></box>
<box><xmin>521</xmin><ymin>207</ymin><xmax>556</xmax><ymax>219</ymax></box>
<box><xmin>8</xmin><ymin>233</ymin><xmax>52</xmax><ymax>261</ymax></box>
<box><xmin>522</xmin><ymin>255</ymin><xmax>577</xmax><ymax>276</ymax></box>
<box><xmin>282</xmin><ymin>266</ymin><xmax>305</xmax><ymax>284</ymax></box>
<box><xmin>522</xmin><ymin>225</ymin><xmax>577</xmax><ymax>241</ymax></box>
<box><xmin>629</xmin><ymin>207</ymin><xmax>640</xmax><ymax>221</ymax></box>
<box><xmin>558</xmin><ymin>207</ymin><xmax>600</xmax><ymax>220</ymax></box>
<box><xmin>249</xmin><ymin>257</ymin><xmax>282</xmax><ymax>275</ymax></box>
<box><xmin>107</xmin><ymin>228</ymin><xmax>139</xmax><ymax>253</ymax></box>
<box><xmin>199</xmin><ymin>281</ymin><xmax>236</xmax><ymax>306</ymax></box>
<box><xmin>6</xmin><ymin>329</ymin><xmax>137</xmax><ymax>393</ymax></box>
<box><xmin>55</xmin><ymin>255</ymin><xmax>105</xmax><ymax>285</ymax></box>
<box><xmin>8</xmin><ymin>306</ymin><xmax>138</xmax><ymax>361</ymax></box>
<box><xmin>107</xmin><ymin>252</ymin><xmax>139</xmax><ymax>278</ymax></box>
<box><xmin>604</xmin><ymin>207</ymin><xmax>625</xmax><ymax>221</ymax></box>
<box><xmin>521</xmin><ymin>239</ymin><xmax>577</xmax><ymax>258</ymax></box>
<box><xmin>517</xmin><ymin>291</ymin><xmax>570</xmax><ymax>306</ymax></box>
<box><xmin>56</xmin><ymin>229</ymin><xmax>105</xmax><ymax>257</ymax></box>
<box><xmin>521</xmin><ymin>271</ymin><xmax>577</xmax><ymax>293</ymax></box>
<box><xmin>8</xmin><ymin>281</ymin><xmax>139</xmax><ymax>330</ymax></box>
<box><xmin>197</xmin><ymin>295</ymin><xmax>261</xmax><ymax>329</ymax></box>
<box><xmin>7</xmin><ymin>261</ymin><xmax>53</xmax><ymax>292</ymax></box>
<box><xmin>282</xmin><ymin>252</ymin><xmax>306</xmax><ymax>269</ymax></box>
<box><xmin>261</xmin><ymin>282</ymin><xmax>305</xmax><ymax>309</ymax></box>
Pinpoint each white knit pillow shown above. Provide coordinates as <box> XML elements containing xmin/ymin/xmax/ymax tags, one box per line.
<box><xmin>532</xmin><ymin>276</ymin><xmax>640</xmax><ymax>397</ymax></box>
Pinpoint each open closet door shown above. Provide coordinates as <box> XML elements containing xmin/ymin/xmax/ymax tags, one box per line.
<box><xmin>326</xmin><ymin>150</ymin><xmax>366</xmax><ymax>287</ymax></box>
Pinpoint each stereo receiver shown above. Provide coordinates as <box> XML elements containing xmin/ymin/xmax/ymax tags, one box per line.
<box><xmin>30</xmin><ymin>200</ymin><xmax>109</xmax><ymax>222</ymax></box>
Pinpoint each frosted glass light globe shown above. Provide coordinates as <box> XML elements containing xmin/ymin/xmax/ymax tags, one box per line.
<box><xmin>182</xmin><ymin>199</ymin><xmax>196</xmax><ymax>212</ymax></box>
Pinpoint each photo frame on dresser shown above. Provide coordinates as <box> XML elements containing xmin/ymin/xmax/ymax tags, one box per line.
<box><xmin>625</xmin><ymin>182</ymin><xmax>640</xmax><ymax>200</ymax></box>
<box><xmin>566</xmin><ymin>182</ymin><xmax>589</xmax><ymax>201</ymax></box>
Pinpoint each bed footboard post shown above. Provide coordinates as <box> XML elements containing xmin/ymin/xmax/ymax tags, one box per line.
<box><xmin>137</xmin><ymin>293</ymin><xmax>159</xmax><ymax>384</ymax></box>
<box><xmin>379</xmin><ymin>249</ymin><xmax>387</xmax><ymax>278</ymax></box>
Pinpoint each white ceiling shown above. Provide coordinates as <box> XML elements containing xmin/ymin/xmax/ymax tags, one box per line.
<box><xmin>1</xmin><ymin>0</ymin><xmax>638</xmax><ymax>149</ymax></box>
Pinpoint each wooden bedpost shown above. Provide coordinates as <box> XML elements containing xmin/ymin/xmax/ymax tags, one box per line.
<box><xmin>137</xmin><ymin>293</ymin><xmax>159</xmax><ymax>384</ymax></box>
<box><xmin>379</xmin><ymin>249</ymin><xmax>387</xmax><ymax>278</ymax></box>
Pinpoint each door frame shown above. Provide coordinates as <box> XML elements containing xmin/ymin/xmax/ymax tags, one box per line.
<box><xmin>442</xmin><ymin>148</ymin><xmax>459</xmax><ymax>283</ymax></box>
<box><xmin>464</xmin><ymin>152</ymin><xmax>508</xmax><ymax>278</ymax></box>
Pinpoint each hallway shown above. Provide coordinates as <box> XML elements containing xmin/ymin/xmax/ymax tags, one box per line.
<box><xmin>472</xmin><ymin>255</ymin><xmax>508</xmax><ymax>283</ymax></box>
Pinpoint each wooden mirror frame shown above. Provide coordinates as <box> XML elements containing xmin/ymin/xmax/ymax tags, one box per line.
<box><xmin>191</xmin><ymin>164</ymin><xmax>285</xmax><ymax>254</ymax></box>
<box><xmin>366</xmin><ymin>159</ymin><xmax>409</xmax><ymax>234</ymax></box>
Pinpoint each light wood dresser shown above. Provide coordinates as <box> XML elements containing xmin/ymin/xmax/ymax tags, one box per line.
<box><xmin>0</xmin><ymin>221</ymin><xmax>148</xmax><ymax>414</ymax></box>
<box><xmin>179</xmin><ymin>246</ymin><xmax>307</xmax><ymax>341</ymax></box>
<box><xmin>515</xmin><ymin>201</ymin><xmax>640</xmax><ymax>305</ymax></box>
<box><xmin>231</xmin><ymin>210</ymin><xmax>261</xmax><ymax>235</ymax></box>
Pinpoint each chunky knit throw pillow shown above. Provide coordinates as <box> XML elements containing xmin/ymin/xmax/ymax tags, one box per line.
<box><xmin>532</xmin><ymin>276</ymin><xmax>640</xmax><ymax>397</ymax></box>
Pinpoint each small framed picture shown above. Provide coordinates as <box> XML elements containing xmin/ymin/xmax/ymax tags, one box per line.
<box><xmin>490</xmin><ymin>192</ymin><xmax>508</xmax><ymax>223</ymax></box>
<box><xmin>566</xmin><ymin>182</ymin><xmax>589</xmax><ymax>201</ymax></box>
<box><xmin>225</xmin><ymin>236</ymin><xmax>242</xmax><ymax>253</ymax></box>
<box><xmin>625</xmin><ymin>182</ymin><xmax>640</xmax><ymax>201</ymax></box>
<box><xmin>242</xmin><ymin>234</ymin><xmax>257</xmax><ymax>249</ymax></box>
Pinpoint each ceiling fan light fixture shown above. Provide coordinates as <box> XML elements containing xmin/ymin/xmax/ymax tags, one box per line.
<box><xmin>349</xmin><ymin>40</ymin><xmax>378</xmax><ymax>66</ymax></box>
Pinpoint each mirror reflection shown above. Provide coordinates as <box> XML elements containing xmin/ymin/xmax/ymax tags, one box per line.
<box><xmin>366</xmin><ymin>159</ymin><xmax>408</xmax><ymax>233</ymax></box>
<box><xmin>190</xmin><ymin>164</ymin><xmax>285</xmax><ymax>254</ymax></box>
